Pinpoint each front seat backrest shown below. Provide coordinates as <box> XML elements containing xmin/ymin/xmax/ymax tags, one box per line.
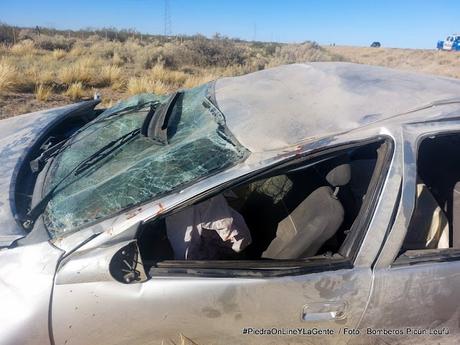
<box><xmin>262</xmin><ymin>164</ymin><xmax>350</xmax><ymax>259</ymax></box>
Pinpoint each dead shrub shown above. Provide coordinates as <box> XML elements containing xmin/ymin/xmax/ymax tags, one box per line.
<box><xmin>270</xmin><ymin>42</ymin><xmax>345</xmax><ymax>65</ymax></box>
<box><xmin>34</xmin><ymin>34</ymin><xmax>75</xmax><ymax>51</ymax></box>
<box><xmin>157</xmin><ymin>36</ymin><xmax>247</xmax><ymax>69</ymax></box>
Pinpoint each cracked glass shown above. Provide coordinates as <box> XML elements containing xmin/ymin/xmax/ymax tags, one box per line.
<box><xmin>43</xmin><ymin>84</ymin><xmax>249</xmax><ymax>237</ymax></box>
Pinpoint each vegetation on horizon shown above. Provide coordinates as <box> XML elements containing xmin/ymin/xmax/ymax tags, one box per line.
<box><xmin>1</xmin><ymin>23</ymin><xmax>460</xmax><ymax>118</ymax></box>
<box><xmin>0</xmin><ymin>23</ymin><xmax>345</xmax><ymax>118</ymax></box>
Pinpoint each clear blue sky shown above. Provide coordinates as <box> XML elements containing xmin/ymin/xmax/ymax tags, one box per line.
<box><xmin>0</xmin><ymin>0</ymin><xmax>458</xmax><ymax>48</ymax></box>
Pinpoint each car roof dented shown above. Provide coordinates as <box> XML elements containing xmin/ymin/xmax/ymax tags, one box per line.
<box><xmin>215</xmin><ymin>62</ymin><xmax>460</xmax><ymax>152</ymax></box>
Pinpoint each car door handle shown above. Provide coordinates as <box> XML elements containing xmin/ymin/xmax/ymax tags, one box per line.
<box><xmin>301</xmin><ymin>301</ymin><xmax>347</xmax><ymax>322</ymax></box>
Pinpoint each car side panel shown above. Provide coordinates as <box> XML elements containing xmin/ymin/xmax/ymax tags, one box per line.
<box><xmin>52</xmin><ymin>267</ymin><xmax>372</xmax><ymax>345</ymax></box>
<box><xmin>355</xmin><ymin>262</ymin><xmax>460</xmax><ymax>345</ymax></box>
<box><xmin>357</xmin><ymin>121</ymin><xmax>460</xmax><ymax>344</ymax></box>
<box><xmin>0</xmin><ymin>241</ymin><xmax>62</xmax><ymax>345</ymax></box>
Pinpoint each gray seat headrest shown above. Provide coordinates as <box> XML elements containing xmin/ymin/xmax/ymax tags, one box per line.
<box><xmin>326</xmin><ymin>164</ymin><xmax>351</xmax><ymax>187</ymax></box>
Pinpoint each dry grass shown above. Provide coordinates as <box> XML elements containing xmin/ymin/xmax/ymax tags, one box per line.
<box><xmin>52</xmin><ymin>49</ymin><xmax>67</xmax><ymax>60</ymax></box>
<box><xmin>27</xmin><ymin>66</ymin><xmax>55</xmax><ymax>86</ymax></box>
<box><xmin>68</xmin><ymin>44</ymin><xmax>85</xmax><ymax>58</ymax></box>
<box><xmin>10</xmin><ymin>40</ymin><xmax>36</xmax><ymax>55</ymax></box>
<box><xmin>0</xmin><ymin>58</ymin><xmax>18</xmax><ymax>93</ymax></box>
<box><xmin>149</xmin><ymin>64</ymin><xmax>188</xmax><ymax>86</ymax></box>
<box><xmin>3</xmin><ymin>30</ymin><xmax>460</xmax><ymax>117</ymax></box>
<box><xmin>35</xmin><ymin>83</ymin><xmax>52</xmax><ymax>101</ymax></box>
<box><xmin>326</xmin><ymin>46</ymin><xmax>460</xmax><ymax>78</ymax></box>
<box><xmin>1</xmin><ymin>35</ymin><xmax>344</xmax><ymax>116</ymax></box>
<box><xmin>127</xmin><ymin>77</ymin><xmax>169</xmax><ymax>95</ymax></box>
<box><xmin>59</xmin><ymin>58</ymin><xmax>94</xmax><ymax>85</ymax></box>
<box><xmin>64</xmin><ymin>82</ymin><xmax>85</xmax><ymax>101</ymax></box>
<box><xmin>100</xmin><ymin>65</ymin><xmax>123</xmax><ymax>87</ymax></box>
<box><xmin>182</xmin><ymin>74</ymin><xmax>217</xmax><ymax>89</ymax></box>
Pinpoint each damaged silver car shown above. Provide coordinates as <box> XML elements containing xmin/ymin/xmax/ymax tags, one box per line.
<box><xmin>2</xmin><ymin>62</ymin><xmax>460</xmax><ymax>345</ymax></box>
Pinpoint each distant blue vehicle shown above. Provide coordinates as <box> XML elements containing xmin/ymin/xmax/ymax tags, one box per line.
<box><xmin>437</xmin><ymin>34</ymin><xmax>460</xmax><ymax>51</ymax></box>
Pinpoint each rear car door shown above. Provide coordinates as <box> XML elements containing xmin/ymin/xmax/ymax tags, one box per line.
<box><xmin>359</xmin><ymin>122</ymin><xmax>460</xmax><ymax>345</ymax></box>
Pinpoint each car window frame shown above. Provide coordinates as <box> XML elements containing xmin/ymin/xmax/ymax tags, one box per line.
<box><xmin>393</xmin><ymin>128</ymin><xmax>460</xmax><ymax>267</ymax></box>
<box><xmin>145</xmin><ymin>136</ymin><xmax>394</xmax><ymax>278</ymax></box>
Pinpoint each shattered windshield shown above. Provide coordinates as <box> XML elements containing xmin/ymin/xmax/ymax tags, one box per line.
<box><xmin>43</xmin><ymin>84</ymin><xmax>249</xmax><ymax>238</ymax></box>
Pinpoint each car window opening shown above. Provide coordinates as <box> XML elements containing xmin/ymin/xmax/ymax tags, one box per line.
<box><xmin>137</xmin><ymin>140</ymin><xmax>384</xmax><ymax>272</ymax></box>
<box><xmin>401</xmin><ymin>133</ymin><xmax>460</xmax><ymax>255</ymax></box>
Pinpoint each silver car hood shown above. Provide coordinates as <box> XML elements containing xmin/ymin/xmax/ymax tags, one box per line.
<box><xmin>0</xmin><ymin>101</ymin><xmax>99</xmax><ymax>247</ymax></box>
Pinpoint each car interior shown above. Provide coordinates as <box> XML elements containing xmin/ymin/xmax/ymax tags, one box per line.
<box><xmin>402</xmin><ymin>134</ymin><xmax>460</xmax><ymax>252</ymax></box>
<box><xmin>137</xmin><ymin>141</ymin><xmax>384</xmax><ymax>271</ymax></box>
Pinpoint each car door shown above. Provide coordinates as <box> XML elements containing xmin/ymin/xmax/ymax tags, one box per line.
<box><xmin>50</xmin><ymin>136</ymin><xmax>397</xmax><ymax>345</ymax></box>
<box><xmin>359</xmin><ymin>121</ymin><xmax>460</xmax><ymax>345</ymax></box>
<box><xmin>51</xmin><ymin>239</ymin><xmax>372</xmax><ymax>345</ymax></box>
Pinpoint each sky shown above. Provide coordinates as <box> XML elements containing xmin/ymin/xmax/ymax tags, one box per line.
<box><xmin>0</xmin><ymin>0</ymin><xmax>459</xmax><ymax>49</ymax></box>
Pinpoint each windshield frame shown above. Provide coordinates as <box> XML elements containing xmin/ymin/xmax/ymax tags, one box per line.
<box><xmin>38</xmin><ymin>82</ymin><xmax>250</xmax><ymax>239</ymax></box>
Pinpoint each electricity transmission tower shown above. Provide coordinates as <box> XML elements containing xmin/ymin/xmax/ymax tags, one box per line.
<box><xmin>164</xmin><ymin>0</ymin><xmax>172</xmax><ymax>36</ymax></box>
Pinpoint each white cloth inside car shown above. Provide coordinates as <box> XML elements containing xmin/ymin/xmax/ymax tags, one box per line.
<box><xmin>166</xmin><ymin>194</ymin><xmax>252</xmax><ymax>260</ymax></box>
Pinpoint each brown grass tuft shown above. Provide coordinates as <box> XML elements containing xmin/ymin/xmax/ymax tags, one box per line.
<box><xmin>26</xmin><ymin>66</ymin><xmax>55</xmax><ymax>86</ymax></box>
<box><xmin>99</xmin><ymin>65</ymin><xmax>123</xmax><ymax>87</ymax></box>
<box><xmin>59</xmin><ymin>59</ymin><xmax>93</xmax><ymax>85</ymax></box>
<box><xmin>111</xmin><ymin>52</ymin><xmax>125</xmax><ymax>66</ymax></box>
<box><xmin>52</xmin><ymin>49</ymin><xmax>67</xmax><ymax>60</ymax></box>
<box><xmin>182</xmin><ymin>73</ymin><xmax>217</xmax><ymax>89</ymax></box>
<box><xmin>68</xmin><ymin>44</ymin><xmax>85</xmax><ymax>57</ymax></box>
<box><xmin>0</xmin><ymin>58</ymin><xmax>19</xmax><ymax>93</ymax></box>
<box><xmin>149</xmin><ymin>64</ymin><xmax>188</xmax><ymax>86</ymax></box>
<box><xmin>10</xmin><ymin>40</ymin><xmax>37</xmax><ymax>55</ymax></box>
<box><xmin>126</xmin><ymin>77</ymin><xmax>169</xmax><ymax>95</ymax></box>
<box><xmin>64</xmin><ymin>82</ymin><xmax>85</xmax><ymax>101</ymax></box>
<box><xmin>35</xmin><ymin>83</ymin><xmax>53</xmax><ymax>102</ymax></box>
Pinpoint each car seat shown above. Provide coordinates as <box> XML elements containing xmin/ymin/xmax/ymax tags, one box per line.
<box><xmin>262</xmin><ymin>164</ymin><xmax>350</xmax><ymax>259</ymax></box>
